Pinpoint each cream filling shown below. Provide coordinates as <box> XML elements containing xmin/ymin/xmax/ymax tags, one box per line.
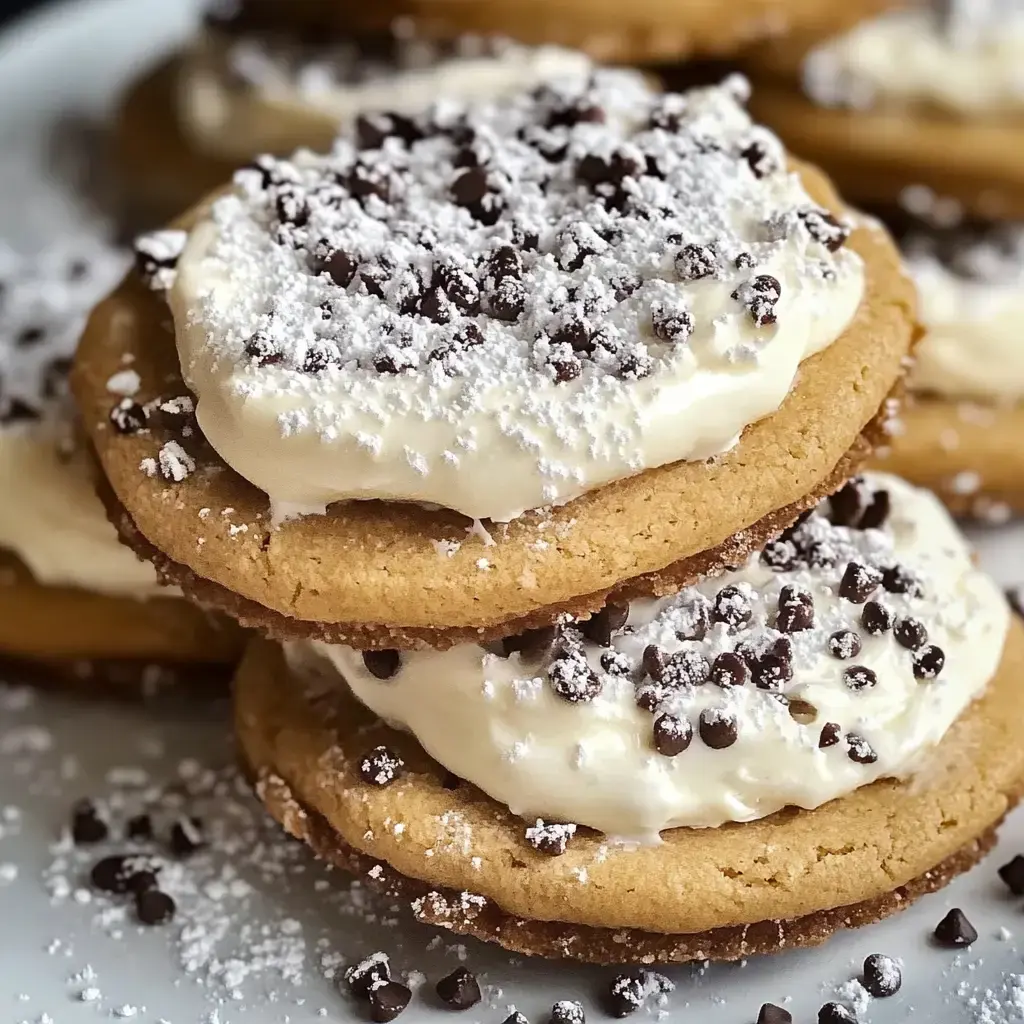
<box><xmin>0</xmin><ymin>426</ymin><xmax>165</xmax><ymax>598</ymax></box>
<box><xmin>287</xmin><ymin>474</ymin><xmax>1009</xmax><ymax>840</ymax></box>
<box><xmin>177</xmin><ymin>35</ymin><xmax>595</xmax><ymax>161</ymax></box>
<box><xmin>803</xmin><ymin>8</ymin><xmax>1024</xmax><ymax>117</ymax></box>
<box><xmin>909</xmin><ymin>256</ymin><xmax>1024</xmax><ymax>403</ymax></box>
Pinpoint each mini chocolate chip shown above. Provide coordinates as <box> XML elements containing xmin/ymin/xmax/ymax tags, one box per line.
<box><xmin>843</xmin><ymin>665</ymin><xmax>877</xmax><ymax>692</ymax></box>
<box><xmin>859</xmin><ymin>490</ymin><xmax>891</xmax><ymax>530</ymax></box>
<box><xmin>346</xmin><ymin>163</ymin><xmax>393</xmax><ymax>205</ymax></box>
<box><xmin>806</xmin><ymin>540</ymin><xmax>838</xmax><ymax>569</ymax></box>
<box><xmin>675</xmin><ymin>243</ymin><xmax>717</xmax><ymax>280</ymax></box>
<box><xmin>109</xmin><ymin>400</ymin><xmax>147</xmax><ymax>435</ymax></box>
<box><xmin>451</xmin><ymin>167</ymin><xmax>492</xmax><ymax>216</ymax></box>
<box><xmin>777</xmin><ymin>585</ymin><xmax>814</xmax><ymax>632</ymax></box>
<box><xmin>503</xmin><ymin>1015</ymin><xmax>529</xmax><ymax>1024</ymax></box>
<box><xmin>829</xmin><ymin>479</ymin><xmax>869</xmax><ymax>527</ymax></box>
<box><xmin>435</xmin><ymin>967</ymin><xmax>481</xmax><ymax>1010</ymax></box>
<box><xmin>732</xmin><ymin>274</ymin><xmax>781</xmax><ymax>327</ymax></box>
<box><xmin>346</xmin><ymin>953</ymin><xmax>391</xmax><ymax>996</ymax></box>
<box><xmin>699</xmin><ymin>708</ymin><xmax>738</xmax><ymax>749</ymax></box>
<box><xmin>862</xmin><ymin>953</ymin><xmax>901</xmax><ymax>998</ymax></box>
<box><xmin>846</xmin><ymin>733</ymin><xmax>877</xmax><ymax>764</ymax></box>
<box><xmin>321</xmin><ymin>248</ymin><xmax>357</xmax><ymax>288</ymax></box>
<box><xmin>882</xmin><ymin>564</ymin><xmax>922</xmax><ymax>596</ymax></box>
<box><xmin>713</xmin><ymin>584</ymin><xmax>752</xmax><ymax>629</ymax></box>
<box><xmin>363</xmin><ymin>650</ymin><xmax>401</xmax><ymax>680</ymax></box>
<box><xmin>734</xmin><ymin>251</ymin><xmax>756</xmax><ymax>269</ymax></box>
<box><xmin>549</xmin><ymin>646</ymin><xmax>602</xmax><ymax>702</ymax></box>
<box><xmin>912</xmin><ymin>644</ymin><xmax>945</xmax><ymax>680</ymax></box>
<box><xmin>275</xmin><ymin>190</ymin><xmax>309</xmax><ymax>228</ymax></box>
<box><xmin>653</xmin><ymin>713</ymin><xmax>693</xmax><ymax>757</ymax></box>
<box><xmin>934</xmin><ymin>908</ymin><xmax>977</xmax><ymax>947</ymax></box>
<box><xmin>753</xmin><ymin>652</ymin><xmax>792</xmax><ymax>692</ymax></box>
<box><xmin>550</xmin><ymin>1000</ymin><xmax>585</xmax><ymax>1024</ymax></box>
<box><xmin>581</xmin><ymin>604</ymin><xmax>629</xmax><ymax>647</ymax></box>
<box><xmin>608</xmin><ymin>971</ymin><xmax>646</xmax><ymax>1018</ymax></box>
<box><xmin>489</xmin><ymin>277</ymin><xmax>526</xmax><ymax>322</ymax></box>
<box><xmin>861</xmin><ymin>600</ymin><xmax>894</xmax><ymax>636</ymax></box>
<box><xmin>370</xmin><ymin>982</ymin><xmax>413</xmax><ymax>1023</ymax></box>
<box><xmin>302</xmin><ymin>342</ymin><xmax>338</xmax><ymax>374</ymax></box>
<box><xmin>126</xmin><ymin>813</ymin><xmax>153</xmax><ymax>841</ymax></box>
<box><xmin>740</xmin><ymin>140</ymin><xmax>778</xmax><ymax>179</ymax></box>
<box><xmin>800</xmin><ymin>208</ymin><xmax>851</xmax><ymax>252</ymax></box>
<box><xmin>525</xmin><ymin>819</ymin><xmax>577</xmax><ymax>856</ymax></box>
<box><xmin>243</xmin><ymin>332</ymin><xmax>282</xmax><ymax>366</ymax></box>
<box><xmin>549</xmin><ymin>353</ymin><xmax>582</xmax><ymax>383</ymax></box>
<box><xmin>757</xmin><ymin>1005</ymin><xmax>792</xmax><ymax>1024</ymax></box>
<box><xmin>828</xmin><ymin>629</ymin><xmax>862</xmax><ymax>660</ymax></box>
<box><xmin>71</xmin><ymin>800</ymin><xmax>108</xmax><ymax>845</ymax></box>
<box><xmin>169</xmin><ymin>816</ymin><xmax>204</xmax><ymax>857</ymax></box>
<box><xmin>894</xmin><ymin>617</ymin><xmax>928</xmax><ymax>650</ymax></box>
<box><xmin>999</xmin><ymin>854</ymin><xmax>1024</xmax><ymax>895</ymax></box>
<box><xmin>651</xmin><ymin>307</ymin><xmax>693</xmax><ymax>344</ymax></box>
<box><xmin>600</xmin><ymin>650</ymin><xmax>631</xmax><ymax>675</ymax></box>
<box><xmin>839</xmin><ymin>562</ymin><xmax>882</xmax><ymax>604</ymax></box>
<box><xmin>503</xmin><ymin>626</ymin><xmax>557</xmax><ymax>660</ymax></box>
<box><xmin>710</xmin><ymin>651</ymin><xmax>748</xmax><ymax>688</ymax></box>
<box><xmin>819</xmin><ymin>722</ymin><xmax>841</xmax><ymax>748</ymax></box>
<box><xmin>643</xmin><ymin>645</ymin><xmax>667</xmax><ymax>681</ymax></box>
<box><xmin>135</xmin><ymin>888</ymin><xmax>176</xmax><ymax>925</ymax></box>
<box><xmin>90</xmin><ymin>855</ymin><xmax>159</xmax><ymax>894</ymax></box>
<box><xmin>818</xmin><ymin>1003</ymin><xmax>857</xmax><ymax>1024</ymax></box>
<box><xmin>551</xmin><ymin>318</ymin><xmax>593</xmax><ymax>354</ymax></box>
<box><xmin>761</xmin><ymin>538</ymin><xmax>798</xmax><ymax>571</ymax></box>
<box><xmin>359</xmin><ymin>746</ymin><xmax>404</xmax><ymax>787</ymax></box>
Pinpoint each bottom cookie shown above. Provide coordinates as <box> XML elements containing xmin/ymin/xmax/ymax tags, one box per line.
<box><xmin>873</xmin><ymin>397</ymin><xmax>1024</xmax><ymax>520</ymax></box>
<box><xmin>235</xmin><ymin>625</ymin><xmax>1024</xmax><ymax>964</ymax></box>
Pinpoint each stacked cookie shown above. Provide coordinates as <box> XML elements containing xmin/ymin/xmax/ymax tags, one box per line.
<box><xmin>747</xmin><ymin>0</ymin><xmax>1024</xmax><ymax>514</ymax></box>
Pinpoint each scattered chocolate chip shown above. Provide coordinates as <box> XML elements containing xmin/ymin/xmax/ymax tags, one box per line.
<box><xmin>275</xmin><ymin>190</ymin><xmax>310</xmax><ymax>228</ymax></box>
<box><xmin>862</xmin><ymin>953</ymin><xmax>901</xmax><ymax>998</ymax></box>
<box><xmin>761</xmin><ymin>538</ymin><xmax>798</xmax><ymax>572</ymax></box>
<box><xmin>346</xmin><ymin>952</ymin><xmax>391</xmax><ymax>997</ymax></box>
<box><xmin>912</xmin><ymin>644</ymin><xmax>945</xmax><ymax>680</ymax></box>
<box><xmin>999</xmin><ymin>854</ymin><xmax>1024</xmax><ymax>895</ymax></box>
<box><xmin>653</xmin><ymin>713</ymin><xmax>693</xmax><ymax>757</ymax></box>
<box><xmin>580</xmin><ymin>604</ymin><xmax>629</xmax><ymax>647</ymax></box>
<box><xmin>828</xmin><ymin>629</ymin><xmax>862</xmax><ymax>660</ymax></box>
<box><xmin>806</xmin><ymin>540</ymin><xmax>838</xmax><ymax>569</ymax></box>
<box><xmin>800</xmin><ymin>208</ymin><xmax>851</xmax><ymax>252</ymax></box>
<box><xmin>359</xmin><ymin>746</ymin><xmax>405</xmax><ymax>787</ymax></box>
<box><xmin>846</xmin><ymin>733</ymin><xmax>877</xmax><ymax>765</ymax></box>
<box><xmin>675</xmin><ymin>243</ymin><xmax>718</xmax><ymax>280</ymax></box>
<box><xmin>651</xmin><ymin>304</ymin><xmax>694</xmax><ymax>344</ymax></box>
<box><xmin>740</xmin><ymin>140</ymin><xmax>778</xmax><ymax>179</ymax></box>
<box><xmin>819</xmin><ymin>722</ymin><xmax>842</xmax><ymax>748</ymax></box>
<box><xmin>934</xmin><ymin>908</ymin><xmax>977</xmax><ymax>947</ymax></box>
<box><xmin>525</xmin><ymin>819</ymin><xmax>577</xmax><ymax>856</ymax></box>
<box><xmin>777</xmin><ymin>585</ymin><xmax>814</xmax><ymax>632</ymax></box>
<box><xmin>839</xmin><ymin>562</ymin><xmax>882</xmax><ymax>604</ymax></box>
<box><xmin>829</xmin><ymin>479</ymin><xmax>869</xmax><ymax>527</ymax></box>
<box><xmin>753</xmin><ymin>652</ymin><xmax>793</xmax><ymax>692</ymax></box>
<box><xmin>699</xmin><ymin>708</ymin><xmax>739</xmax><ymax>749</ymax></box>
<box><xmin>600</xmin><ymin>650</ymin><xmax>632</xmax><ymax>675</ymax></box>
<box><xmin>363</xmin><ymin>650</ymin><xmax>401</xmax><ymax>680</ymax></box>
<box><xmin>660</xmin><ymin>650</ymin><xmax>711</xmax><ymax>689</ymax></box>
<box><xmin>370</xmin><ymin>982</ymin><xmax>413</xmax><ymax>1023</ymax></box>
<box><xmin>757</xmin><ymin>1005</ymin><xmax>792</xmax><ymax>1024</ymax></box>
<box><xmin>843</xmin><ymin>665</ymin><xmax>877</xmax><ymax>692</ymax></box>
<box><xmin>642</xmin><ymin>645</ymin><xmax>667</xmax><ymax>681</ymax></box>
<box><xmin>126</xmin><ymin>813</ymin><xmax>153</xmax><ymax>841</ymax></box>
<box><xmin>503</xmin><ymin>1014</ymin><xmax>529</xmax><ymax>1024</ymax></box>
<box><xmin>882</xmin><ymin>564</ymin><xmax>922</xmax><ymax>596</ymax></box>
<box><xmin>550</xmin><ymin>1000</ymin><xmax>585</xmax><ymax>1024</ymax></box>
<box><xmin>346</xmin><ymin>163</ymin><xmax>394</xmax><ymax>206</ymax></box>
<box><xmin>713</xmin><ymin>585</ymin><xmax>752</xmax><ymax>629</ymax></box>
<box><xmin>135</xmin><ymin>888</ymin><xmax>176</xmax><ymax>926</ymax></box>
<box><xmin>169</xmin><ymin>816</ymin><xmax>205</xmax><ymax>857</ymax></box>
<box><xmin>243</xmin><ymin>332</ymin><xmax>282</xmax><ymax>366</ymax></box>
<box><xmin>549</xmin><ymin>645</ymin><xmax>602</xmax><ymax>703</ymax></box>
<box><xmin>319</xmin><ymin>248</ymin><xmax>357</xmax><ymax>288</ymax></box>
<box><xmin>548</xmin><ymin>352</ymin><xmax>582</xmax><ymax>383</ymax></box>
<box><xmin>817</xmin><ymin>1003</ymin><xmax>857</xmax><ymax>1024</ymax></box>
<box><xmin>90</xmin><ymin>855</ymin><xmax>159</xmax><ymax>894</ymax></box>
<box><xmin>435</xmin><ymin>967</ymin><xmax>481</xmax><ymax>1010</ymax></box>
<box><xmin>489</xmin><ymin>277</ymin><xmax>526</xmax><ymax>322</ymax></box>
<box><xmin>710</xmin><ymin>651</ymin><xmax>748</xmax><ymax>688</ymax></box>
<box><xmin>859</xmin><ymin>490</ymin><xmax>891</xmax><ymax>530</ymax></box>
<box><xmin>732</xmin><ymin>274</ymin><xmax>781</xmax><ymax>327</ymax></box>
<box><xmin>503</xmin><ymin>626</ymin><xmax>557</xmax><ymax>661</ymax></box>
<box><xmin>108</xmin><ymin>399</ymin><xmax>148</xmax><ymax>435</ymax></box>
<box><xmin>451</xmin><ymin>167</ymin><xmax>501</xmax><ymax>224</ymax></box>
<box><xmin>71</xmin><ymin>800</ymin><xmax>108</xmax><ymax>845</ymax></box>
<box><xmin>302</xmin><ymin>341</ymin><xmax>339</xmax><ymax>374</ymax></box>
<box><xmin>861</xmin><ymin>600</ymin><xmax>894</xmax><ymax>636</ymax></box>
<box><xmin>894</xmin><ymin>617</ymin><xmax>928</xmax><ymax>651</ymax></box>
<box><xmin>607</xmin><ymin>971</ymin><xmax>648</xmax><ymax>1018</ymax></box>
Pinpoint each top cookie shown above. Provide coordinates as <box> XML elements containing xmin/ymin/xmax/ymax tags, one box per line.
<box><xmin>74</xmin><ymin>73</ymin><xmax>916</xmax><ymax>647</ymax></box>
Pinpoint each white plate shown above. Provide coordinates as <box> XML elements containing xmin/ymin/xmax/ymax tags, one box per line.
<box><xmin>2</xmin><ymin>2</ymin><xmax>1024</xmax><ymax>1021</ymax></box>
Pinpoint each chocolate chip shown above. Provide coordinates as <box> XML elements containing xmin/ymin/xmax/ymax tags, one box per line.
<box><xmin>489</xmin><ymin>277</ymin><xmax>526</xmax><ymax>322</ymax></box>
<box><xmin>71</xmin><ymin>800</ymin><xmax>108</xmax><ymax>845</ymax></box>
<box><xmin>859</xmin><ymin>490</ymin><xmax>891</xmax><ymax>530</ymax></box>
<box><xmin>934</xmin><ymin>908</ymin><xmax>977</xmax><ymax>947</ymax></box>
<box><xmin>526</xmin><ymin>820</ymin><xmax>577</xmax><ymax>856</ymax></box>
<box><xmin>370</xmin><ymin>982</ymin><xmax>413</xmax><ymax>1023</ymax></box>
<box><xmin>346</xmin><ymin>953</ymin><xmax>391</xmax><ymax>996</ymax></box>
<box><xmin>359</xmin><ymin>746</ymin><xmax>404</xmax><ymax>787</ymax></box>
<box><xmin>740</xmin><ymin>140</ymin><xmax>778</xmax><ymax>179</ymax></box>
<box><xmin>451</xmin><ymin>167</ymin><xmax>500</xmax><ymax>224</ymax></box>
<box><xmin>827</xmin><ymin>629</ymin><xmax>862</xmax><ymax>660</ymax></box>
<box><xmin>435</xmin><ymin>967</ymin><xmax>481</xmax><ymax>1010</ymax></box>
<box><xmin>800</xmin><ymin>208</ymin><xmax>851</xmax><ymax>252</ymax></box>
<box><xmin>806</xmin><ymin>540</ymin><xmax>838</xmax><ymax>569</ymax></box>
<box><xmin>862</xmin><ymin>953</ymin><xmax>901</xmax><ymax>998</ymax></box>
<box><xmin>651</xmin><ymin>306</ymin><xmax>693</xmax><ymax>344</ymax></box>
<box><xmin>503</xmin><ymin>626</ymin><xmax>557</xmax><ymax>660</ymax></box>
<box><xmin>356</xmin><ymin>112</ymin><xmax>421</xmax><ymax>150</ymax></box>
<box><xmin>882</xmin><ymin>564</ymin><xmax>922</xmax><ymax>596</ymax></box>
<box><xmin>757</xmin><ymin>1005</ymin><xmax>792</xmax><ymax>1024</ymax></box>
<box><xmin>761</xmin><ymin>538</ymin><xmax>798</xmax><ymax>572</ymax></box>
<box><xmin>846</xmin><ymin>733</ymin><xmax>877</xmax><ymax>765</ymax></box>
<box><xmin>817</xmin><ymin>1003</ymin><xmax>857</xmax><ymax>1024</ymax></box>
<box><xmin>320</xmin><ymin>248</ymin><xmax>357</xmax><ymax>288</ymax></box>
<box><xmin>819</xmin><ymin>722</ymin><xmax>841</xmax><ymax>748</ymax></box>
<box><xmin>607</xmin><ymin>971</ymin><xmax>647</xmax><ymax>1018</ymax></box>
<box><xmin>550</xmin><ymin>1000</ymin><xmax>585</xmax><ymax>1024</ymax></box>
<box><xmin>135</xmin><ymin>888</ymin><xmax>176</xmax><ymax>926</ymax></box>
<box><xmin>829</xmin><ymin>479</ymin><xmax>869</xmax><ymax>527</ymax></box>
<box><xmin>600</xmin><ymin>650</ymin><xmax>631</xmax><ymax>675</ymax></box>
<box><xmin>753</xmin><ymin>652</ymin><xmax>792</xmax><ymax>692</ymax></box>
<box><xmin>275</xmin><ymin>190</ymin><xmax>309</xmax><ymax>228</ymax></box>
<box><xmin>999</xmin><ymin>854</ymin><xmax>1024</xmax><ymax>895</ymax></box>
<box><xmin>576</xmin><ymin>149</ymin><xmax>643</xmax><ymax>188</ymax></box>
<box><xmin>710</xmin><ymin>651</ymin><xmax>748</xmax><ymax>688</ymax></box>
<box><xmin>732</xmin><ymin>274</ymin><xmax>781</xmax><ymax>327</ymax></box>
<box><xmin>346</xmin><ymin>163</ymin><xmax>393</xmax><ymax>205</ymax></box>
<box><xmin>549</xmin><ymin>645</ymin><xmax>601</xmax><ymax>703</ymax></box>
<box><xmin>90</xmin><ymin>855</ymin><xmax>159</xmax><ymax>894</ymax></box>
<box><xmin>126</xmin><ymin>813</ymin><xmax>153</xmax><ymax>841</ymax></box>
<box><xmin>713</xmin><ymin>585</ymin><xmax>752</xmax><ymax>629</ymax></box>
<box><xmin>243</xmin><ymin>332</ymin><xmax>282</xmax><ymax>366</ymax></box>
<box><xmin>699</xmin><ymin>708</ymin><xmax>738</xmax><ymax>749</ymax></box>
<box><xmin>642</xmin><ymin>645</ymin><xmax>667</xmax><ymax>681</ymax></box>
<box><xmin>653</xmin><ymin>713</ymin><xmax>693</xmax><ymax>757</ymax></box>
<box><xmin>777</xmin><ymin>585</ymin><xmax>814</xmax><ymax>632</ymax></box>
<box><xmin>662</xmin><ymin>650</ymin><xmax>711</xmax><ymax>689</ymax></box>
<box><xmin>912</xmin><ymin>644</ymin><xmax>945</xmax><ymax>680</ymax></box>
<box><xmin>549</xmin><ymin>352</ymin><xmax>582</xmax><ymax>383</ymax></box>
<box><xmin>302</xmin><ymin>342</ymin><xmax>338</xmax><ymax>374</ymax></box>
<box><xmin>363</xmin><ymin>650</ymin><xmax>401</xmax><ymax>680</ymax></box>
<box><xmin>581</xmin><ymin>604</ymin><xmax>629</xmax><ymax>647</ymax></box>
<box><xmin>861</xmin><ymin>600</ymin><xmax>894</xmax><ymax>636</ymax></box>
<box><xmin>839</xmin><ymin>562</ymin><xmax>882</xmax><ymax>604</ymax></box>
<box><xmin>734</xmin><ymin>251</ymin><xmax>756</xmax><ymax>269</ymax></box>
<box><xmin>675</xmin><ymin>243</ymin><xmax>717</xmax><ymax>280</ymax></box>
<box><xmin>843</xmin><ymin>666</ymin><xmax>877</xmax><ymax>692</ymax></box>
<box><xmin>503</xmin><ymin>1014</ymin><xmax>529</xmax><ymax>1024</ymax></box>
<box><xmin>169</xmin><ymin>816</ymin><xmax>204</xmax><ymax>857</ymax></box>
<box><xmin>894</xmin><ymin>617</ymin><xmax>928</xmax><ymax>650</ymax></box>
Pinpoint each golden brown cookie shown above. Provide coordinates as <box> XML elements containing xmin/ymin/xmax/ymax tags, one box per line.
<box><xmin>873</xmin><ymin>397</ymin><xmax>1024</xmax><ymax>519</ymax></box>
<box><xmin>73</xmin><ymin>160</ymin><xmax>917</xmax><ymax>648</ymax></box>
<box><xmin>235</xmin><ymin>625</ymin><xmax>1024</xmax><ymax>963</ymax></box>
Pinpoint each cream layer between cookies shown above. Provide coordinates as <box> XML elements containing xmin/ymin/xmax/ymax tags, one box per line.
<box><xmin>288</xmin><ymin>474</ymin><xmax>1008</xmax><ymax>840</ymax></box>
<box><xmin>170</xmin><ymin>72</ymin><xmax>864</xmax><ymax>523</ymax></box>
<box><xmin>177</xmin><ymin>29</ymin><xmax>594</xmax><ymax>161</ymax></box>
<box><xmin>803</xmin><ymin>6</ymin><xmax>1024</xmax><ymax>116</ymax></box>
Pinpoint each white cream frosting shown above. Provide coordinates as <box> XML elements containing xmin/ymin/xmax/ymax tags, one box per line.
<box><xmin>288</xmin><ymin>474</ymin><xmax>1009</xmax><ymax>840</ymax></box>
<box><xmin>803</xmin><ymin>6</ymin><xmax>1024</xmax><ymax>117</ymax></box>
<box><xmin>178</xmin><ymin>31</ymin><xmax>595</xmax><ymax>161</ymax></box>
<box><xmin>905</xmin><ymin>225</ymin><xmax>1024</xmax><ymax>402</ymax></box>
<box><xmin>171</xmin><ymin>72</ymin><xmax>864</xmax><ymax>523</ymax></box>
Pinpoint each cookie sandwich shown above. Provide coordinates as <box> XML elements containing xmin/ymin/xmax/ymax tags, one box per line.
<box><xmin>874</xmin><ymin>218</ymin><xmax>1024</xmax><ymax>519</ymax></box>
<box><xmin>238</xmin><ymin>472</ymin><xmax>1024</xmax><ymax>962</ymax></box>
<box><xmin>0</xmin><ymin>239</ymin><xmax>242</xmax><ymax>693</ymax></box>
<box><xmin>76</xmin><ymin>70</ymin><xmax>917</xmax><ymax>651</ymax></box>
<box><xmin>114</xmin><ymin>0</ymin><xmax>593</xmax><ymax>224</ymax></box>
<box><xmin>747</xmin><ymin>0</ymin><xmax>1024</xmax><ymax>219</ymax></box>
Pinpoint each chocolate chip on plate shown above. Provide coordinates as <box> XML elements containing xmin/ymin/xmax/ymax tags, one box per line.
<box><xmin>999</xmin><ymin>854</ymin><xmax>1024</xmax><ymax>895</ymax></box>
<box><xmin>435</xmin><ymin>967</ymin><xmax>481</xmax><ymax>1010</ymax></box>
<box><xmin>362</xmin><ymin>650</ymin><xmax>401</xmax><ymax>680</ymax></box>
<box><xmin>934</xmin><ymin>907</ymin><xmax>977</xmax><ymax>947</ymax></box>
<box><xmin>862</xmin><ymin>953</ymin><xmax>902</xmax><ymax>998</ymax></box>
<box><xmin>71</xmin><ymin>799</ymin><xmax>108</xmax><ymax>845</ymax></box>
<box><xmin>135</xmin><ymin>888</ymin><xmax>176</xmax><ymax>926</ymax></box>
<box><xmin>653</xmin><ymin>713</ymin><xmax>693</xmax><ymax>757</ymax></box>
<box><xmin>776</xmin><ymin>585</ymin><xmax>814</xmax><ymax>632</ymax></box>
<box><xmin>370</xmin><ymin>982</ymin><xmax>413</xmax><ymax>1023</ymax></box>
<box><xmin>359</xmin><ymin>746</ymin><xmax>405</xmax><ymax>787</ymax></box>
